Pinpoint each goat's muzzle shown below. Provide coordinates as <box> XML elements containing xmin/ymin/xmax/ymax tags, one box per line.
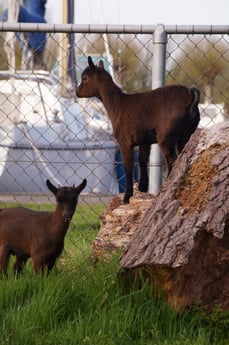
<box><xmin>76</xmin><ymin>85</ymin><xmax>82</xmax><ymax>98</ymax></box>
<box><xmin>64</xmin><ymin>212</ymin><xmax>73</xmax><ymax>223</ymax></box>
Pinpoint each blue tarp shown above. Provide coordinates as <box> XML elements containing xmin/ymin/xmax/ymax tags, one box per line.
<box><xmin>1</xmin><ymin>0</ymin><xmax>47</xmax><ymax>52</ymax></box>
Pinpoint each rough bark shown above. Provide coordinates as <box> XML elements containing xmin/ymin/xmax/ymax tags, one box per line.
<box><xmin>119</xmin><ymin>121</ymin><xmax>229</xmax><ymax>311</ymax></box>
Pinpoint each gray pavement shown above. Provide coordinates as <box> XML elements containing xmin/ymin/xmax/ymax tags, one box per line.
<box><xmin>0</xmin><ymin>193</ymin><xmax>113</xmax><ymax>205</ymax></box>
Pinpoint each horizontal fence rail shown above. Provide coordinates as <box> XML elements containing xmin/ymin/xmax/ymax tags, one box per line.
<box><xmin>1</xmin><ymin>22</ymin><xmax>229</xmax><ymax>34</ymax></box>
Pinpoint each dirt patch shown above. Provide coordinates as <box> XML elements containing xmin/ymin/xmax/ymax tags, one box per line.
<box><xmin>176</xmin><ymin>144</ymin><xmax>222</xmax><ymax>214</ymax></box>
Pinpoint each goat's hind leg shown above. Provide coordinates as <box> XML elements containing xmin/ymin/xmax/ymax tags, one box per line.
<box><xmin>138</xmin><ymin>144</ymin><xmax>151</xmax><ymax>193</ymax></box>
<box><xmin>159</xmin><ymin>136</ymin><xmax>178</xmax><ymax>176</ymax></box>
<box><xmin>176</xmin><ymin>115</ymin><xmax>200</xmax><ymax>155</ymax></box>
<box><xmin>13</xmin><ymin>255</ymin><xmax>28</xmax><ymax>275</ymax></box>
<box><xmin>0</xmin><ymin>245</ymin><xmax>10</xmax><ymax>274</ymax></box>
<box><xmin>121</xmin><ymin>147</ymin><xmax>134</xmax><ymax>204</ymax></box>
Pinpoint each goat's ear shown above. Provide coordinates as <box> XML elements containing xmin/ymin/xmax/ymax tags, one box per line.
<box><xmin>75</xmin><ymin>179</ymin><xmax>87</xmax><ymax>194</ymax></box>
<box><xmin>46</xmin><ymin>179</ymin><xmax>58</xmax><ymax>195</ymax></box>
<box><xmin>88</xmin><ymin>56</ymin><xmax>95</xmax><ymax>69</ymax></box>
<box><xmin>98</xmin><ymin>60</ymin><xmax>104</xmax><ymax>69</ymax></box>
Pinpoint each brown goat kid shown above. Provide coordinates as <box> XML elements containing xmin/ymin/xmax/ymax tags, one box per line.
<box><xmin>76</xmin><ymin>56</ymin><xmax>200</xmax><ymax>204</ymax></box>
<box><xmin>0</xmin><ymin>179</ymin><xmax>87</xmax><ymax>275</ymax></box>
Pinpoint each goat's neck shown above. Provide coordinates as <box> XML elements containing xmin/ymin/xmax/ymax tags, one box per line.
<box><xmin>50</xmin><ymin>207</ymin><xmax>70</xmax><ymax>239</ymax></box>
<box><xmin>97</xmin><ymin>80</ymin><xmax>123</xmax><ymax>118</ymax></box>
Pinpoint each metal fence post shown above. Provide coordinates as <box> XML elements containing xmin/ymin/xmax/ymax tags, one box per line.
<box><xmin>149</xmin><ymin>24</ymin><xmax>167</xmax><ymax>195</ymax></box>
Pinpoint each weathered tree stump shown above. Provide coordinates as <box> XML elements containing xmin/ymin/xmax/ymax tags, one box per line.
<box><xmin>92</xmin><ymin>122</ymin><xmax>229</xmax><ymax>311</ymax></box>
<box><xmin>119</xmin><ymin>121</ymin><xmax>229</xmax><ymax>311</ymax></box>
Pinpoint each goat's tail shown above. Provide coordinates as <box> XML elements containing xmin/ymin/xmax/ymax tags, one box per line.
<box><xmin>189</xmin><ymin>87</ymin><xmax>200</xmax><ymax>113</ymax></box>
<box><xmin>176</xmin><ymin>87</ymin><xmax>200</xmax><ymax>154</ymax></box>
<box><xmin>188</xmin><ymin>87</ymin><xmax>201</xmax><ymax>130</ymax></box>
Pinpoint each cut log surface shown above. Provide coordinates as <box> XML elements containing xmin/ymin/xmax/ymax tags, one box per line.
<box><xmin>119</xmin><ymin>121</ymin><xmax>229</xmax><ymax>311</ymax></box>
<box><xmin>92</xmin><ymin>190</ymin><xmax>154</xmax><ymax>260</ymax></box>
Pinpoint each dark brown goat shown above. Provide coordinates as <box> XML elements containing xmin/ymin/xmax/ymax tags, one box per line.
<box><xmin>76</xmin><ymin>56</ymin><xmax>200</xmax><ymax>203</ymax></box>
<box><xmin>0</xmin><ymin>179</ymin><xmax>87</xmax><ymax>275</ymax></box>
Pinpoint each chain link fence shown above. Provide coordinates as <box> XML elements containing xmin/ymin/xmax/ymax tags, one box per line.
<box><xmin>0</xmin><ymin>24</ymin><xmax>228</xmax><ymax>216</ymax></box>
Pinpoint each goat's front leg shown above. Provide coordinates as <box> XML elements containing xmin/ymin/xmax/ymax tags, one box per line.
<box><xmin>32</xmin><ymin>256</ymin><xmax>47</xmax><ymax>274</ymax></box>
<box><xmin>121</xmin><ymin>147</ymin><xmax>134</xmax><ymax>204</ymax></box>
<box><xmin>138</xmin><ymin>144</ymin><xmax>151</xmax><ymax>192</ymax></box>
<box><xmin>32</xmin><ymin>256</ymin><xmax>56</xmax><ymax>274</ymax></box>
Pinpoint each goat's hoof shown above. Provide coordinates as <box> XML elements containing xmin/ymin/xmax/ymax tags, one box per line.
<box><xmin>123</xmin><ymin>196</ymin><xmax>130</xmax><ymax>204</ymax></box>
<box><xmin>138</xmin><ymin>183</ymin><xmax>148</xmax><ymax>193</ymax></box>
<box><xmin>139</xmin><ymin>186</ymin><xmax>148</xmax><ymax>193</ymax></box>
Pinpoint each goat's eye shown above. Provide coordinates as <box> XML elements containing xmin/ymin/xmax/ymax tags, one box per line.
<box><xmin>82</xmin><ymin>76</ymin><xmax>87</xmax><ymax>82</ymax></box>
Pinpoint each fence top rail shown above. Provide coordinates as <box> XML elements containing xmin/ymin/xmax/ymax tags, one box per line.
<box><xmin>0</xmin><ymin>22</ymin><xmax>229</xmax><ymax>34</ymax></box>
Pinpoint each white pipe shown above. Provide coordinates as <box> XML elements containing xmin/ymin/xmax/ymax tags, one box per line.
<box><xmin>102</xmin><ymin>33</ymin><xmax>115</xmax><ymax>79</ymax></box>
<box><xmin>5</xmin><ymin>0</ymin><xmax>20</xmax><ymax>72</ymax></box>
<box><xmin>149</xmin><ymin>24</ymin><xmax>167</xmax><ymax>195</ymax></box>
<box><xmin>99</xmin><ymin>1</ymin><xmax>115</xmax><ymax>79</ymax></box>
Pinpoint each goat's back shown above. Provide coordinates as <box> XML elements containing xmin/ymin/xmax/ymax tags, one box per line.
<box><xmin>0</xmin><ymin>207</ymin><xmax>51</xmax><ymax>219</ymax></box>
<box><xmin>131</xmin><ymin>85</ymin><xmax>195</xmax><ymax>112</ymax></box>
<box><xmin>0</xmin><ymin>207</ymin><xmax>52</xmax><ymax>239</ymax></box>
<box><xmin>111</xmin><ymin>85</ymin><xmax>199</xmax><ymax>145</ymax></box>
<box><xmin>114</xmin><ymin>86</ymin><xmax>196</xmax><ymax>124</ymax></box>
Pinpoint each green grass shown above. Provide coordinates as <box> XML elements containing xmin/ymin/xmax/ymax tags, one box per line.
<box><xmin>0</xmin><ymin>203</ymin><xmax>228</xmax><ymax>345</ymax></box>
